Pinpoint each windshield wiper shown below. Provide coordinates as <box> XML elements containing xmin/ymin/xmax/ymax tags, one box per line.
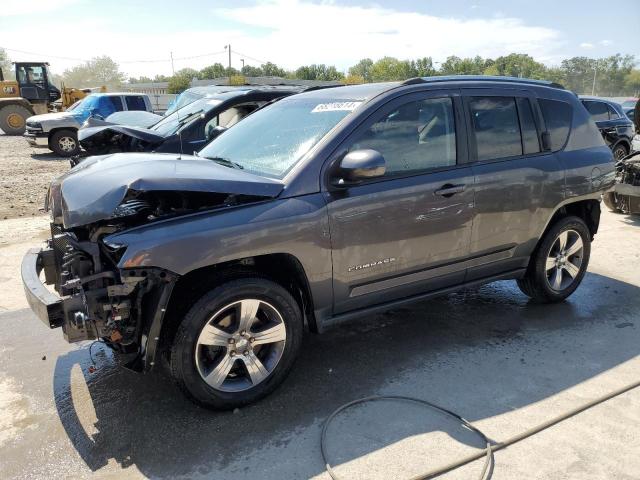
<box><xmin>203</xmin><ymin>156</ymin><xmax>244</xmax><ymax>170</ymax></box>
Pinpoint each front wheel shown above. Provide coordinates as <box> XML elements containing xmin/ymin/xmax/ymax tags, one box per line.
<box><xmin>517</xmin><ymin>216</ymin><xmax>591</xmax><ymax>303</ymax></box>
<box><xmin>170</xmin><ymin>277</ymin><xmax>303</xmax><ymax>409</ymax></box>
<box><xmin>49</xmin><ymin>129</ymin><xmax>79</xmax><ymax>157</ymax></box>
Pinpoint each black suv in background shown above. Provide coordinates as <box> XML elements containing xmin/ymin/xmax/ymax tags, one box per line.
<box><xmin>77</xmin><ymin>86</ymin><xmax>306</xmax><ymax>158</ymax></box>
<box><xmin>23</xmin><ymin>76</ymin><xmax>614</xmax><ymax>409</ymax></box>
<box><xmin>580</xmin><ymin>96</ymin><xmax>635</xmax><ymax>159</ymax></box>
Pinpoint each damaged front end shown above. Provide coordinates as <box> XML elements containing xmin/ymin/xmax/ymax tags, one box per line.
<box><xmin>22</xmin><ymin>151</ymin><xmax>284</xmax><ymax>370</ymax></box>
<box><xmin>605</xmin><ymin>151</ymin><xmax>640</xmax><ymax>214</ymax></box>
<box><xmin>23</xmin><ymin>221</ymin><xmax>177</xmax><ymax>371</ymax></box>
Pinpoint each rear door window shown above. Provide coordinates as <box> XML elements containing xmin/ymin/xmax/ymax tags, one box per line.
<box><xmin>125</xmin><ymin>95</ymin><xmax>147</xmax><ymax>111</ymax></box>
<box><xmin>539</xmin><ymin>99</ymin><xmax>572</xmax><ymax>151</ymax></box>
<box><xmin>469</xmin><ymin>96</ymin><xmax>522</xmax><ymax>161</ymax></box>
<box><xmin>583</xmin><ymin>101</ymin><xmax>609</xmax><ymax>121</ymax></box>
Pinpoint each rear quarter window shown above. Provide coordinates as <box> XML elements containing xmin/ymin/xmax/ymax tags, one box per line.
<box><xmin>539</xmin><ymin>99</ymin><xmax>572</xmax><ymax>151</ymax></box>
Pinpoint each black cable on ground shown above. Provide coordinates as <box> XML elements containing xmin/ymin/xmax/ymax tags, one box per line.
<box><xmin>322</xmin><ymin>379</ymin><xmax>640</xmax><ymax>480</ymax></box>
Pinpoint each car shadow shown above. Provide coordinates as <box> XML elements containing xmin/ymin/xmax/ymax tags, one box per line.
<box><xmin>29</xmin><ymin>151</ymin><xmax>66</xmax><ymax>161</ymax></box>
<box><xmin>52</xmin><ymin>272</ymin><xmax>639</xmax><ymax>479</ymax></box>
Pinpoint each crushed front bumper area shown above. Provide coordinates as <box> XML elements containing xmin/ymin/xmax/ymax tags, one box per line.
<box><xmin>21</xmin><ymin>247</ymin><xmax>63</xmax><ymax>328</ymax></box>
<box><xmin>21</xmin><ymin>247</ymin><xmax>95</xmax><ymax>342</ymax></box>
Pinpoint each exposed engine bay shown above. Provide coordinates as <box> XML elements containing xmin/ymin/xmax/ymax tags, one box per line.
<box><xmin>605</xmin><ymin>151</ymin><xmax>640</xmax><ymax>214</ymax></box>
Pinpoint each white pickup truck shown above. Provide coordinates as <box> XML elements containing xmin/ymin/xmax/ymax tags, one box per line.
<box><xmin>24</xmin><ymin>92</ymin><xmax>154</xmax><ymax>156</ymax></box>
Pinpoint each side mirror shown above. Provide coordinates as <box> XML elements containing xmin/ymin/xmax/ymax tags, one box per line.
<box><xmin>333</xmin><ymin>149</ymin><xmax>386</xmax><ymax>186</ymax></box>
<box><xmin>541</xmin><ymin>131</ymin><xmax>552</xmax><ymax>151</ymax></box>
<box><xmin>207</xmin><ymin>125</ymin><xmax>227</xmax><ymax>141</ymax></box>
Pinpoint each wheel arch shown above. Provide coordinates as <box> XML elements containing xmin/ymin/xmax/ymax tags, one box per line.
<box><xmin>612</xmin><ymin>138</ymin><xmax>631</xmax><ymax>154</ymax></box>
<box><xmin>539</xmin><ymin>199</ymin><xmax>601</xmax><ymax>246</ymax></box>
<box><xmin>0</xmin><ymin>98</ymin><xmax>35</xmax><ymax>114</ymax></box>
<box><xmin>157</xmin><ymin>253</ymin><xmax>318</xmax><ymax>361</ymax></box>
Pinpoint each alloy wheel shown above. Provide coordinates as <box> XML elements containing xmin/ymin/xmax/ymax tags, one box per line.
<box><xmin>545</xmin><ymin>229</ymin><xmax>584</xmax><ymax>291</ymax></box>
<box><xmin>614</xmin><ymin>146</ymin><xmax>627</xmax><ymax>161</ymax></box>
<box><xmin>58</xmin><ymin>136</ymin><xmax>77</xmax><ymax>152</ymax></box>
<box><xmin>194</xmin><ymin>299</ymin><xmax>287</xmax><ymax>392</ymax></box>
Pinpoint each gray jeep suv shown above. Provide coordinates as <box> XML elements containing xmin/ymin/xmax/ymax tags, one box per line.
<box><xmin>22</xmin><ymin>76</ymin><xmax>614</xmax><ymax>409</ymax></box>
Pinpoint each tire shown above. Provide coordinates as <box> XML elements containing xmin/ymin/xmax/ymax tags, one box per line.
<box><xmin>602</xmin><ymin>192</ymin><xmax>622</xmax><ymax>213</ymax></box>
<box><xmin>49</xmin><ymin>129</ymin><xmax>79</xmax><ymax>157</ymax></box>
<box><xmin>517</xmin><ymin>216</ymin><xmax>591</xmax><ymax>303</ymax></box>
<box><xmin>0</xmin><ymin>104</ymin><xmax>31</xmax><ymax>135</ymax></box>
<box><xmin>612</xmin><ymin>143</ymin><xmax>628</xmax><ymax>161</ymax></box>
<box><xmin>170</xmin><ymin>277</ymin><xmax>303</xmax><ymax>410</ymax></box>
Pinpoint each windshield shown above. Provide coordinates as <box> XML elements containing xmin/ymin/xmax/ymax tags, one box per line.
<box><xmin>165</xmin><ymin>91</ymin><xmax>202</xmax><ymax>116</ymax></box>
<box><xmin>621</xmin><ymin>99</ymin><xmax>637</xmax><ymax>108</ymax></box>
<box><xmin>199</xmin><ymin>96</ymin><xmax>361</xmax><ymax>179</ymax></box>
<box><xmin>152</xmin><ymin>98</ymin><xmax>222</xmax><ymax>136</ymax></box>
<box><xmin>73</xmin><ymin>94</ymin><xmax>100</xmax><ymax>112</ymax></box>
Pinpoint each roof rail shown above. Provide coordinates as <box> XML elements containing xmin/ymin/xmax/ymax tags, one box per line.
<box><xmin>401</xmin><ymin>75</ymin><xmax>565</xmax><ymax>90</ymax></box>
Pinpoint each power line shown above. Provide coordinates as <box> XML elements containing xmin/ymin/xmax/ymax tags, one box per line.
<box><xmin>1</xmin><ymin>47</ymin><xmax>230</xmax><ymax>65</ymax></box>
<box><xmin>232</xmin><ymin>49</ymin><xmax>269</xmax><ymax>66</ymax></box>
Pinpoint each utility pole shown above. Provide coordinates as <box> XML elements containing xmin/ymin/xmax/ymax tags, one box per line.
<box><xmin>591</xmin><ymin>65</ymin><xmax>598</xmax><ymax>96</ymax></box>
<box><xmin>170</xmin><ymin>51</ymin><xmax>175</xmax><ymax>75</ymax></box>
<box><xmin>224</xmin><ymin>44</ymin><xmax>231</xmax><ymax>71</ymax></box>
<box><xmin>241</xmin><ymin>58</ymin><xmax>245</xmax><ymax>70</ymax></box>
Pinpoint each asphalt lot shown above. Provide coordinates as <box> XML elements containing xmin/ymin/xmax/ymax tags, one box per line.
<box><xmin>0</xmin><ymin>208</ymin><xmax>639</xmax><ymax>479</ymax></box>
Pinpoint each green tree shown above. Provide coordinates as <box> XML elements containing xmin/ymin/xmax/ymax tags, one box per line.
<box><xmin>624</xmin><ymin>70</ymin><xmax>640</xmax><ymax>96</ymax></box>
<box><xmin>370</xmin><ymin>57</ymin><xmax>416</xmax><ymax>81</ymax></box>
<box><xmin>348</xmin><ymin>58</ymin><xmax>374</xmax><ymax>82</ymax></box>
<box><xmin>0</xmin><ymin>48</ymin><xmax>14</xmax><ymax>80</ymax></box>
<box><xmin>488</xmin><ymin>53</ymin><xmax>546</xmax><ymax>79</ymax></box>
<box><xmin>295</xmin><ymin>64</ymin><xmax>344</xmax><ymax>81</ymax></box>
<box><xmin>261</xmin><ymin>62</ymin><xmax>287</xmax><ymax>77</ymax></box>
<box><xmin>200</xmin><ymin>63</ymin><xmax>226</xmax><ymax>79</ymax></box>
<box><xmin>167</xmin><ymin>68</ymin><xmax>200</xmax><ymax>93</ymax></box>
<box><xmin>440</xmin><ymin>55</ymin><xmax>488</xmax><ymax>75</ymax></box>
<box><xmin>128</xmin><ymin>76</ymin><xmax>153</xmax><ymax>84</ymax></box>
<box><xmin>62</xmin><ymin>56</ymin><xmax>126</xmax><ymax>88</ymax></box>
<box><xmin>412</xmin><ymin>57</ymin><xmax>437</xmax><ymax>77</ymax></box>
<box><xmin>241</xmin><ymin>65</ymin><xmax>263</xmax><ymax>77</ymax></box>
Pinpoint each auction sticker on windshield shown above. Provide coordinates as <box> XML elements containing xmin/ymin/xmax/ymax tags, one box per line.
<box><xmin>311</xmin><ymin>101</ymin><xmax>362</xmax><ymax>113</ymax></box>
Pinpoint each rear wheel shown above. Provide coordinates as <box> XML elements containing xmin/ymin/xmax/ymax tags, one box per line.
<box><xmin>612</xmin><ymin>143</ymin><xmax>628</xmax><ymax>161</ymax></box>
<box><xmin>517</xmin><ymin>216</ymin><xmax>591</xmax><ymax>303</ymax></box>
<box><xmin>0</xmin><ymin>104</ymin><xmax>31</xmax><ymax>135</ymax></box>
<box><xmin>49</xmin><ymin>129</ymin><xmax>79</xmax><ymax>156</ymax></box>
<box><xmin>170</xmin><ymin>277</ymin><xmax>303</xmax><ymax>409</ymax></box>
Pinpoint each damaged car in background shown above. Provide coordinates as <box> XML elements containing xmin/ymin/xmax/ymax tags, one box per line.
<box><xmin>603</xmin><ymin>151</ymin><xmax>640</xmax><ymax>214</ymax></box>
<box><xmin>75</xmin><ymin>86</ymin><xmax>306</xmax><ymax>163</ymax></box>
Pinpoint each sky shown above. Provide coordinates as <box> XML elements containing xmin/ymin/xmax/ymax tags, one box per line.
<box><xmin>0</xmin><ymin>0</ymin><xmax>639</xmax><ymax>79</ymax></box>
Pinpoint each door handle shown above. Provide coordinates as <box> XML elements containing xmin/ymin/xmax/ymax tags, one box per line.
<box><xmin>434</xmin><ymin>184</ymin><xmax>465</xmax><ymax>197</ymax></box>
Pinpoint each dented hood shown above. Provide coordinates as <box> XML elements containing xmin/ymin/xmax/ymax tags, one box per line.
<box><xmin>48</xmin><ymin>152</ymin><xmax>284</xmax><ymax>228</ymax></box>
<box><xmin>78</xmin><ymin>121</ymin><xmax>166</xmax><ymax>145</ymax></box>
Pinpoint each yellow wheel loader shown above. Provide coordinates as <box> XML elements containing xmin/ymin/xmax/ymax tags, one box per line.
<box><xmin>0</xmin><ymin>62</ymin><xmax>104</xmax><ymax>135</ymax></box>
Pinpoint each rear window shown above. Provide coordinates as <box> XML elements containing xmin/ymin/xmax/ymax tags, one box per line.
<box><xmin>583</xmin><ymin>101</ymin><xmax>609</xmax><ymax>121</ymax></box>
<box><xmin>539</xmin><ymin>99</ymin><xmax>572</xmax><ymax>152</ymax></box>
<box><xmin>125</xmin><ymin>95</ymin><xmax>147</xmax><ymax>111</ymax></box>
